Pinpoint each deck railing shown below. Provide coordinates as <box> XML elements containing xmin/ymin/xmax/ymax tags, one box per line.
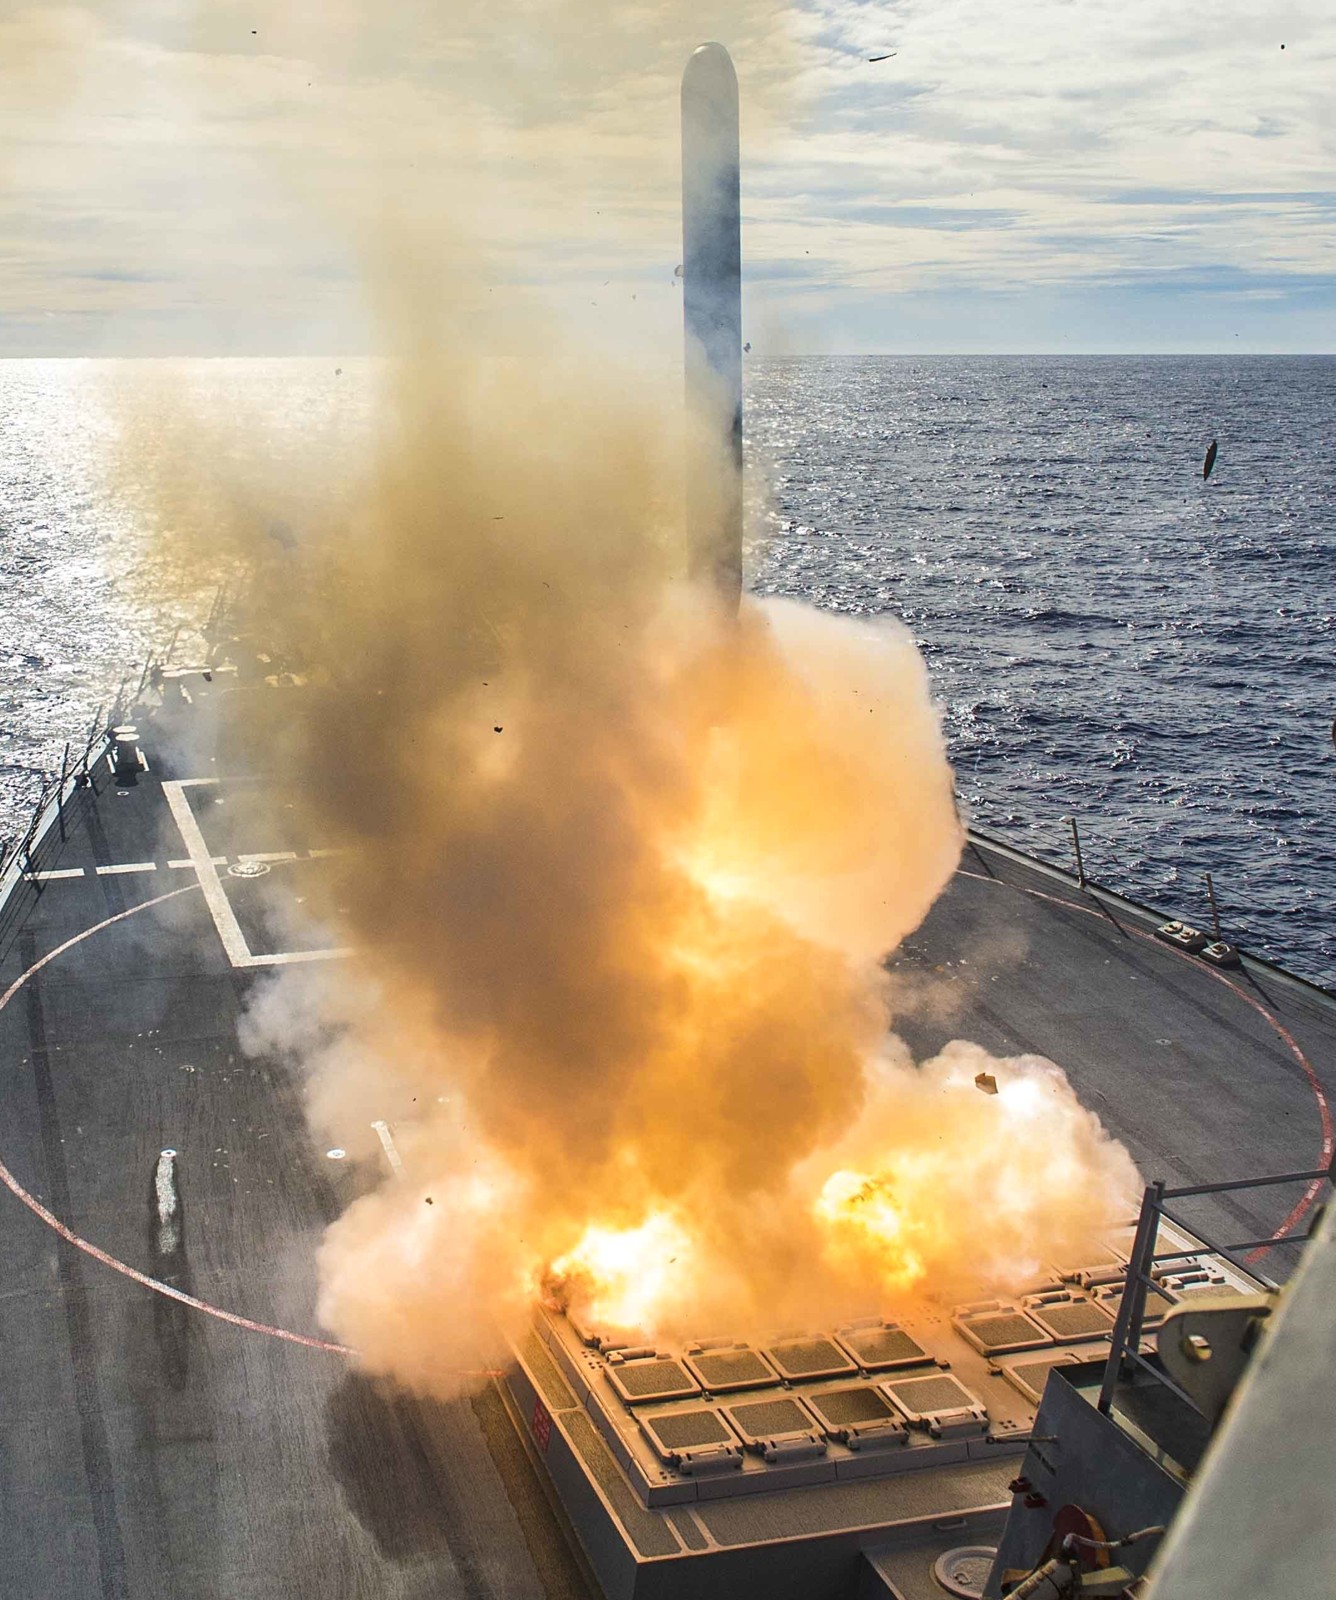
<box><xmin>0</xmin><ymin>650</ymin><xmax>177</xmax><ymax>965</ymax></box>
<box><xmin>1096</xmin><ymin>1163</ymin><xmax>1335</xmax><ymax>1417</ymax></box>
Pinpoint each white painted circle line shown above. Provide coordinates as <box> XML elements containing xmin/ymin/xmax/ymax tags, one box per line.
<box><xmin>0</xmin><ymin>885</ymin><xmax>354</xmax><ymax>1358</ymax></box>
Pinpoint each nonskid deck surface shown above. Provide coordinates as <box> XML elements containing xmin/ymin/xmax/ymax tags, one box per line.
<box><xmin>1</xmin><ymin>678</ymin><xmax>1332</xmax><ymax>1599</ymax></box>
<box><xmin>892</xmin><ymin>833</ymin><xmax>1334</xmax><ymax>1256</ymax></box>
<box><xmin>0</xmin><ymin>686</ymin><xmax>591</xmax><ymax>1600</ymax></box>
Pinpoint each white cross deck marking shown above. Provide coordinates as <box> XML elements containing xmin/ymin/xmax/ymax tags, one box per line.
<box><xmin>26</xmin><ymin>854</ymin><xmax>315</xmax><ymax>883</ymax></box>
<box><xmin>162</xmin><ymin>778</ymin><xmax>350</xmax><ymax>970</ymax></box>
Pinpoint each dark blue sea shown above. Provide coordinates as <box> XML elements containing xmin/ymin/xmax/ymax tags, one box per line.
<box><xmin>2</xmin><ymin>355</ymin><xmax>1333</xmax><ymax>985</ymax></box>
<box><xmin>748</xmin><ymin>356</ymin><xmax>1336</xmax><ymax>987</ymax></box>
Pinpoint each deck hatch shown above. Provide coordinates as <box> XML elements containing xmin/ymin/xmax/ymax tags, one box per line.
<box><xmin>835</xmin><ymin>1321</ymin><xmax>930</xmax><ymax>1371</ymax></box>
<box><xmin>805</xmin><ymin>1384</ymin><xmax>909</xmax><ymax>1449</ymax></box>
<box><xmin>643</xmin><ymin>1409</ymin><xmax>732</xmax><ymax>1451</ymax></box>
<box><xmin>1002</xmin><ymin>1355</ymin><xmax>1079</xmax><ymax>1404</ymax></box>
<box><xmin>1024</xmin><ymin>1296</ymin><xmax>1116</xmax><ymax>1342</ymax></box>
<box><xmin>684</xmin><ymin>1344</ymin><xmax>778</xmax><ymax>1393</ymax></box>
<box><xmin>1095</xmin><ymin>1282</ymin><xmax>1175</xmax><ymax>1327</ymax></box>
<box><xmin>605</xmin><ymin>1356</ymin><xmax>699</xmax><ymax>1405</ymax></box>
<box><xmin>882</xmin><ymin>1373</ymin><xmax>988</xmax><ymax>1438</ymax></box>
<box><xmin>952</xmin><ymin>1305</ymin><xmax>1052</xmax><ymax>1355</ymax></box>
<box><xmin>765</xmin><ymin>1336</ymin><xmax>857</xmax><ymax>1381</ymax></box>
<box><xmin>723</xmin><ymin>1394</ymin><xmax>827</xmax><ymax>1460</ymax></box>
<box><xmin>637</xmin><ymin>1407</ymin><xmax>744</xmax><ymax>1473</ymax></box>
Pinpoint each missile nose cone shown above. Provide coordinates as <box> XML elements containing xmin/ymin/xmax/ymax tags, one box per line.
<box><xmin>685</xmin><ymin>41</ymin><xmax>738</xmax><ymax>87</ymax></box>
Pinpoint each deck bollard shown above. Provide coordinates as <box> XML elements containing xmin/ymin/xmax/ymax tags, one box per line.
<box><xmin>113</xmin><ymin>726</ymin><xmax>141</xmax><ymax>783</ymax></box>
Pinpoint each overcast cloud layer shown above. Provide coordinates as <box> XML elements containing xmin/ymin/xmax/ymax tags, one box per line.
<box><xmin>0</xmin><ymin>0</ymin><xmax>1332</xmax><ymax>353</ymax></box>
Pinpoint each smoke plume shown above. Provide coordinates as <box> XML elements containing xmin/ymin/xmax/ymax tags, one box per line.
<box><xmin>107</xmin><ymin>0</ymin><xmax>1140</xmax><ymax>1392</ymax></box>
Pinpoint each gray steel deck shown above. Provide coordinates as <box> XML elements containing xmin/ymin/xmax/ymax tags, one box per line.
<box><xmin>1</xmin><ymin>684</ymin><xmax>1332</xmax><ymax>1598</ymax></box>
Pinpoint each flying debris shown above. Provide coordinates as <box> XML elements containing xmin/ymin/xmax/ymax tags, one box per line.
<box><xmin>867</xmin><ymin>52</ymin><xmax>897</xmax><ymax>61</ymax></box>
<box><xmin>1203</xmin><ymin>438</ymin><xmax>1218</xmax><ymax>480</ymax></box>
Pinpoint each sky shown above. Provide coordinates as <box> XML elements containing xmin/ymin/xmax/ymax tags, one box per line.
<box><xmin>0</xmin><ymin>0</ymin><xmax>1332</xmax><ymax>355</ymax></box>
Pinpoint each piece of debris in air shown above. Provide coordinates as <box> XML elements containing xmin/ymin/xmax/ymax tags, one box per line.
<box><xmin>744</xmin><ymin>341</ymin><xmax>751</xmax><ymax>352</ymax></box>
<box><xmin>1203</xmin><ymin>438</ymin><xmax>1218</xmax><ymax>480</ymax></box>
<box><xmin>974</xmin><ymin>1072</ymin><xmax>999</xmax><ymax>1095</ymax></box>
<box><xmin>867</xmin><ymin>52</ymin><xmax>897</xmax><ymax>61</ymax></box>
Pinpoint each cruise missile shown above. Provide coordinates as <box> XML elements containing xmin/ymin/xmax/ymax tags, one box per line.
<box><xmin>682</xmin><ymin>42</ymin><xmax>743</xmax><ymax>614</ymax></box>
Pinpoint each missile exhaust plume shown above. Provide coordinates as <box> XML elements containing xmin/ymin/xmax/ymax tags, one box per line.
<box><xmin>101</xmin><ymin>2</ymin><xmax>1140</xmax><ymax>1391</ymax></box>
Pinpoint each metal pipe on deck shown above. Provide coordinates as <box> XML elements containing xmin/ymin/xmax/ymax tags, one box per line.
<box><xmin>682</xmin><ymin>42</ymin><xmax>743</xmax><ymax>613</ymax></box>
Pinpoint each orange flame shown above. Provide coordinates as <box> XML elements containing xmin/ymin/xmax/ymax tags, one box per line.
<box><xmin>545</xmin><ymin>1212</ymin><xmax>694</xmax><ymax>1335</ymax></box>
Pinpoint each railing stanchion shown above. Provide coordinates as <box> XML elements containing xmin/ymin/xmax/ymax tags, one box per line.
<box><xmin>1066</xmin><ymin>815</ymin><xmax>1087</xmax><ymax>887</ymax></box>
<box><xmin>1099</xmin><ymin>1180</ymin><xmax>1164</xmax><ymax>1414</ymax></box>
<box><xmin>57</xmin><ymin>743</ymin><xmax>70</xmax><ymax>842</ymax></box>
<box><xmin>1205</xmin><ymin>872</ymin><xmax>1222</xmax><ymax>941</ymax></box>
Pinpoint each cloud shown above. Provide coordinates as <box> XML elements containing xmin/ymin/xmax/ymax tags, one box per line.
<box><xmin>0</xmin><ymin>0</ymin><xmax>1332</xmax><ymax>351</ymax></box>
<box><xmin>745</xmin><ymin>0</ymin><xmax>1336</xmax><ymax>325</ymax></box>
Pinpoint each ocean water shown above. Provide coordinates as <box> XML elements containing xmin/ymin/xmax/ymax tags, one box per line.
<box><xmin>2</xmin><ymin>355</ymin><xmax>1333</xmax><ymax>985</ymax></box>
<box><xmin>750</xmin><ymin>355</ymin><xmax>1336</xmax><ymax>985</ymax></box>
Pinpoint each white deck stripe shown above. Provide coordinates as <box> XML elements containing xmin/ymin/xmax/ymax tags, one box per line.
<box><xmin>238</xmin><ymin>851</ymin><xmax>298</xmax><ymax>864</ymax></box>
<box><xmin>371</xmin><ymin>1121</ymin><xmax>405</xmax><ymax>1177</ymax></box>
<box><xmin>96</xmin><ymin>862</ymin><xmax>157</xmax><ymax>876</ymax></box>
<box><xmin>162</xmin><ymin>778</ymin><xmax>350</xmax><ymax>970</ymax></box>
<box><xmin>168</xmin><ymin>857</ymin><xmax>226</xmax><ymax>869</ymax></box>
<box><xmin>25</xmin><ymin>868</ymin><xmax>86</xmax><ymax>882</ymax></box>
<box><xmin>161</xmin><ymin>780</ymin><xmax>255</xmax><ymax>968</ymax></box>
<box><xmin>243</xmin><ymin>948</ymin><xmax>354</xmax><ymax>967</ymax></box>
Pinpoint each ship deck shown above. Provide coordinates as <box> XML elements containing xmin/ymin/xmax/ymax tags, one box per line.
<box><xmin>1</xmin><ymin>676</ymin><xmax>1332</xmax><ymax>1599</ymax></box>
